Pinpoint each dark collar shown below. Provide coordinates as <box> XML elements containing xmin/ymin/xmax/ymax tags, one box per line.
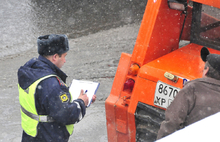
<box><xmin>38</xmin><ymin>55</ymin><xmax>68</xmax><ymax>83</ymax></box>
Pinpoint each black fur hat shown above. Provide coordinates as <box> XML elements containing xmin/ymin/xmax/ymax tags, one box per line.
<box><xmin>37</xmin><ymin>34</ymin><xmax>69</xmax><ymax>56</ymax></box>
<box><xmin>201</xmin><ymin>47</ymin><xmax>220</xmax><ymax>71</ymax></box>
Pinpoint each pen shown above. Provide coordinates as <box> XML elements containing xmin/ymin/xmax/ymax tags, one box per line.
<box><xmin>84</xmin><ymin>90</ymin><xmax>88</xmax><ymax>94</ymax></box>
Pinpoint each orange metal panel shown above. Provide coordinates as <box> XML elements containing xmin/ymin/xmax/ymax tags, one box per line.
<box><xmin>109</xmin><ymin>53</ymin><xmax>132</xmax><ymax>96</ymax></box>
<box><xmin>130</xmin><ymin>77</ymin><xmax>157</xmax><ymax>110</ymax></box>
<box><xmin>127</xmin><ymin>111</ymin><xmax>137</xmax><ymax>142</ymax></box>
<box><xmin>139</xmin><ymin>44</ymin><xmax>205</xmax><ymax>81</ymax></box>
<box><xmin>115</xmin><ymin>98</ymin><xmax>129</xmax><ymax>141</ymax></box>
<box><xmin>131</xmin><ymin>0</ymin><xmax>185</xmax><ymax>66</ymax></box>
<box><xmin>191</xmin><ymin>0</ymin><xmax>220</xmax><ymax>8</ymax></box>
<box><xmin>117</xmin><ymin>132</ymin><xmax>129</xmax><ymax>142</ymax></box>
<box><xmin>127</xmin><ymin>44</ymin><xmax>203</xmax><ymax>142</ymax></box>
<box><xmin>105</xmin><ymin>95</ymin><xmax>118</xmax><ymax>142</ymax></box>
<box><xmin>116</xmin><ymin>119</ymin><xmax>127</xmax><ymax>134</ymax></box>
<box><xmin>127</xmin><ymin>44</ymin><xmax>220</xmax><ymax>141</ymax></box>
<box><xmin>105</xmin><ymin>53</ymin><xmax>131</xmax><ymax>142</ymax></box>
<box><xmin>128</xmin><ymin>43</ymin><xmax>220</xmax><ymax>113</ymax></box>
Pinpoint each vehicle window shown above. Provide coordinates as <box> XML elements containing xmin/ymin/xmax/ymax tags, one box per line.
<box><xmin>200</xmin><ymin>5</ymin><xmax>220</xmax><ymax>44</ymax></box>
<box><xmin>191</xmin><ymin>2</ymin><xmax>220</xmax><ymax>50</ymax></box>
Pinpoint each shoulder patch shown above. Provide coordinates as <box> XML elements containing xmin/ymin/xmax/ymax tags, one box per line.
<box><xmin>60</xmin><ymin>93</ymin><xmax>69</xmax><ymax>103</ymax></box>
<box><xmin>56</xmin><ymin>77</ymin><xmax>66</xmax><ymax>86</ymax></box>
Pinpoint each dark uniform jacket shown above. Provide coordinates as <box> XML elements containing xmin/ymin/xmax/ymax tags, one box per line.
<box><xmin>157</xmin><ymin>77</ymin><xmax>220</xmax><ymax>139</ymax></box>
<box><xmin>18</xmin><ymin>55</ymin><xmax>86</xmax><ymax>142</ymax></box>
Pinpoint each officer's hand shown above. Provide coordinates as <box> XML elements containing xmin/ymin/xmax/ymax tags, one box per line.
<box><xmin>91</xmin><ymin>95</ymin><xmax>96</xmax><ymax>104</ymax></box>
<box><xmin>78</xmin><ymin>89</ymin><xmax>89</xmax><ymax>106</ymax></box>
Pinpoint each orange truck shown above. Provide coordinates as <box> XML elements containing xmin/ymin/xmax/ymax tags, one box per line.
<box><xmin>105</xmin><ymin>0</ymin><xmax>220</xmax><ymax>141</ymax></box>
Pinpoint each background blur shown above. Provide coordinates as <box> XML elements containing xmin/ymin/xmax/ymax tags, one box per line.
<box><xmin>0</xmin><ymin>0</ymin><xmax>148</xmax><ymax>58</ymax></box>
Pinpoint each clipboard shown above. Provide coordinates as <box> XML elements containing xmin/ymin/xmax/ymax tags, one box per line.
<box><xmin>69</xmin><ymin>79</ymin><xmax>100</xmax><ymax>107</ymax></box>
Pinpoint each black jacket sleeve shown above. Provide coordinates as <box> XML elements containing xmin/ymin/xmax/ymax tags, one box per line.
<box><xmin>35</xmin><ymin>77</ymin><xmax>86</xmax><ymax>125</ymax></box>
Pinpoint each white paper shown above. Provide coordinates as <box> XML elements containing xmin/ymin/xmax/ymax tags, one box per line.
<box><xmin>69</xmin><ymin>79</ymin><xmax>100</xmax><ymax>107</ymax></box>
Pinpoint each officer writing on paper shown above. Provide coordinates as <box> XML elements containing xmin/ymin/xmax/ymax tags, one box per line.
<box><xmin>157</xmin><ymin>47</ymin><xmax>220</xmax><ymax>140</ymax></box>
<box><xmin>17</xmin><ymin>34</ymin><xmax>96</xmax><ymax>142</ymax></box>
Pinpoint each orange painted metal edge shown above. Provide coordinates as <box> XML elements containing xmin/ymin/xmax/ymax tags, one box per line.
<box><xmin>191</xmin><ymin>0</ymin><xmax>220</xmax><ymax>9</ymax></box>
<box><xmin>131</xmin><ymin>0</ymin><xmax>163</xmax><ymax>66</ymax></box>
<box><xmin>125</xmin><ymin>0</ymin><xmax>190</xmax><ymax>140</ymax></box>
<box><xmin>105</xmin><ymin>52</ymin><xmax>131</xmax><ymax>142</ymax></box>
<box><xmin>131</xmin><ymin>0</ymin><xmax>186</xmax><ymax>66</ymax></box>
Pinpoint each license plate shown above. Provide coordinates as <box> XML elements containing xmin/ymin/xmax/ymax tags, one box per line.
<box><xmin>154</xmin><ymin>81</ymin><xmax>181</xmax><ymax>109</ymax></box>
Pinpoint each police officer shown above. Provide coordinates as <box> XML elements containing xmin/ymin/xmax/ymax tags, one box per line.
<box><xmin>18</xmin><ymin>34</ymin><xmax>96</xmax><ymax>142</ymax></box>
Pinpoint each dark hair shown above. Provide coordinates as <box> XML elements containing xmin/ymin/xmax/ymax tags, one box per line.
<box><xmin>205</xmin><ymin>62</ymin><xmax>220</xmax><ymax>80</ymax></box>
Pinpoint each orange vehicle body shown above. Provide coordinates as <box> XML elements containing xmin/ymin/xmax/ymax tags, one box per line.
<box><xmin>105</xmin><ymin>0</ymin><xmax>220</xmax><ymax>142</ymax></box>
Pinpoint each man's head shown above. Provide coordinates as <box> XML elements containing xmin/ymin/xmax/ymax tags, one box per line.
<box><xmin>201</xmin><ymin>47</ymin><xmax>220</xmax><ymax>80</ymax></box>
<box><xmin>37</xmin><ymin>34</ymin><xmax>69</xmax><ymax>68</ymax></box>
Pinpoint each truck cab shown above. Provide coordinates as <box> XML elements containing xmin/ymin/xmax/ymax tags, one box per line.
<box><xmin>105</xmin><ymin>0</ymin><xmax>220</xmax><ymax>141</ymax></box>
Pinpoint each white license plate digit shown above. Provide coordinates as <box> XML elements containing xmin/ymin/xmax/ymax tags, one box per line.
<box><xmin>154</xmin><ymin>81</ymin><xmax>180</xmax><ymax>109</ymax></box>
